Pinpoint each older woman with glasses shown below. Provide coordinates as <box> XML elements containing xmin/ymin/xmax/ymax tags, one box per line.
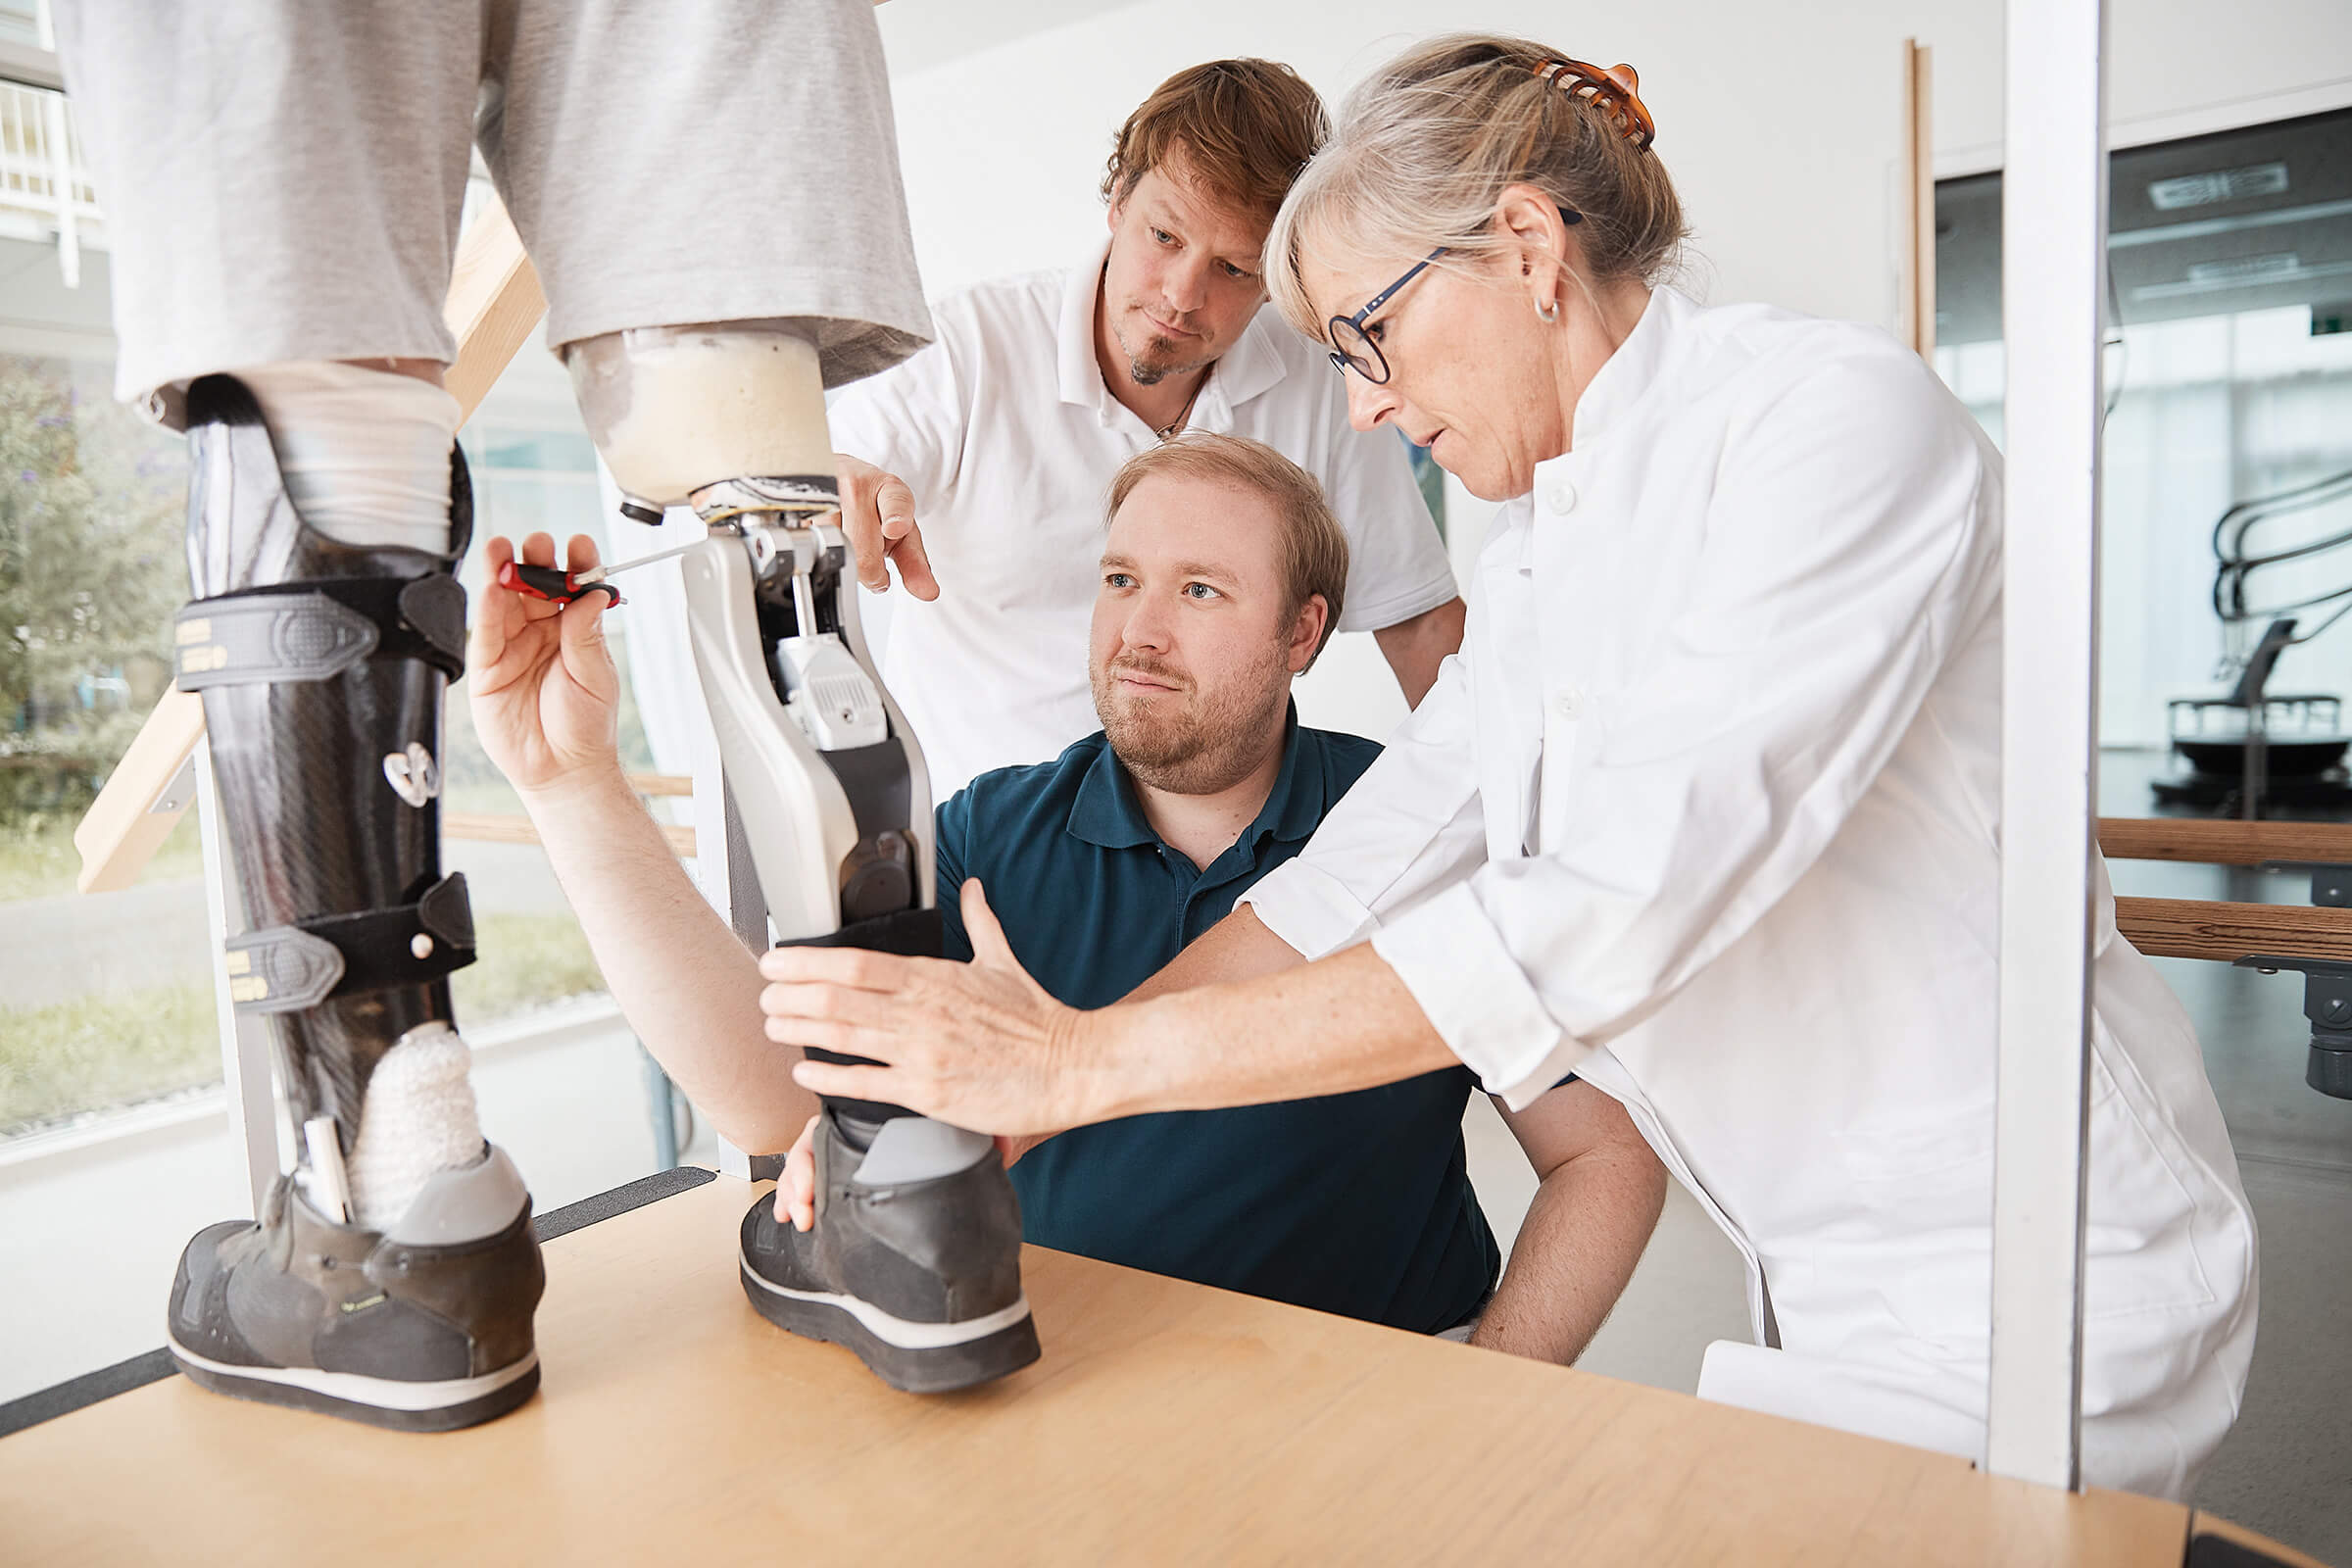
<box><xmin>760</xmin><ymin>32</ymin><xmax>2257</xmax><ymax>1498</ymax></box>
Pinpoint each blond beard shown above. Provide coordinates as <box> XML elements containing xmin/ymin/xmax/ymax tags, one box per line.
<box><xmin>1093</xmin><ymin>640</ymin><xmax>1290</xmax><ymax>795</ymax></box>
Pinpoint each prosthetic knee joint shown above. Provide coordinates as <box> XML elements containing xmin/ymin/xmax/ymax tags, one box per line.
<box><xmin>569</xmin><ymin>323</ymin><xmax>1039</xmax><ymax>1393</ymax></box>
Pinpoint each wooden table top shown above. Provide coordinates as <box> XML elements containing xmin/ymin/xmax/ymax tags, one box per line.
<box><xmin>0</xmin><ymin>1170</ymin><xmax>2206</xmax><ymax>1565</ymax></box>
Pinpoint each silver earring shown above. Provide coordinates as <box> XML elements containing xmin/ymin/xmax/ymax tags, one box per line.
<box><xmin>1536</xmin><ymin>296</ymin><xmax>1561</xmax><ymax>324</ymax></box>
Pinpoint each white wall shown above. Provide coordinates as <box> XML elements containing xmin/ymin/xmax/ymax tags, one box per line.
<box><xmin>875</xmin><ymin>0</ymin><xmax>2352</xmax><ymax>316</ymax></box>
<box><xmin>869</xmin><ymin>0</ymin><xmax>2352</xmax><ymax>740</ymax></box>
<box><xmin>871</xmin><ymin>0</ymin><xmax>1917</xmax><ymax>322</ymax></box>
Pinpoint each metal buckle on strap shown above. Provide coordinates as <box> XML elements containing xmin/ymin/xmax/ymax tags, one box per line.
<box><xmin>223</xmin><ymin>873</ymin><xmax>476</xmax><ymax>1013</ymax></box>
<box><xmin>174</xmin><ymin>574</ymin><xmax>466</xmax><ymax>692</ymax></box>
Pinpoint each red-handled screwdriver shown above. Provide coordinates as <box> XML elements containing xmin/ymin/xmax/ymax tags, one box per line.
<box><xmin>496</xmin><ymin>560</ymin><xmax>621</xmax><ymax>608</ymax></box>
<box><xmin>494</xmin><ymin>538</ymin><xmax>707</xmax><ymax>608</ymax></box>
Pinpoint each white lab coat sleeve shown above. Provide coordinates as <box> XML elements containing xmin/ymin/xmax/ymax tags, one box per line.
<box><xmin>822</xmin><ymin>296</ymin><xmax>973</xmax><ymax>508</ymax></box>
<box><xmin>1238</xmin><ymin>628</ymin><xmax>1490</xmax><ymax>956</ymax></box>
<box><xmin>1375</xmin><ymin>349</ymin><xmax>1999</xmax><ymax>1108</ymax></box>
<box><xmin>1318</xmin><ymin>416</ymin><xmax>1460</xmax><ymax>634</ymax></box>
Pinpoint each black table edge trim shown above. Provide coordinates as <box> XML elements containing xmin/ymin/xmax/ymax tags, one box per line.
<box><xmin>2184</xmin><ymin>1528</ymin><xmax>2309</xmax><ymax>1567</ymax></box>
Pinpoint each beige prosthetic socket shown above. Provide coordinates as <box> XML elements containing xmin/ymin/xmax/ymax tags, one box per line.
<box><xmin>564</xmin><ymin>321</ymin><xmax>837</xmax><ymax>515</ymax></box>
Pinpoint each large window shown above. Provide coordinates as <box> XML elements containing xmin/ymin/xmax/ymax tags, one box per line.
<box><xmin>0</xmin><ymin>347</ymin><xmax>203</xmax><ymax>1135</ymax></box>
<box><xmin>1934</xmin><ymin>109</ymin><xmax>2352</xmax><ymax>753</ymax></box>
<box><xmin>0</xmin><ymin>339</ymin><xmax>670</xmax><ymax>1142</ymax></box>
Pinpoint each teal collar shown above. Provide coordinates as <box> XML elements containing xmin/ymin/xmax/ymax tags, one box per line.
<box><xmin>1065</xmin><ymin>704</ymin><xmax>1322</xmax><ymax>856</ymax></box>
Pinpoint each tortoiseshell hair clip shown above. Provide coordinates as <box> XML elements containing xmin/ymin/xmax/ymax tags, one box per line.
<box><xmin>1534</xmin><ymin>58</ymin><xmax>1656</xmax><ymax>153</ymax></box>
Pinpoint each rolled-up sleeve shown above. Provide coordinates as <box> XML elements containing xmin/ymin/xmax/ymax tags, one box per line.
<box><xmin>1240</xmin><ymin>630</ymin><xmax>1489</xmax><ymax>956</ymax></box>
<box><xmin>1326</xmin><ymin>351</ymin><xmax>1996</xmax><ymax>1108</ymax></box>
<box><xmin>1371</xmin><ymin>879</ymin><xmax>1577</xmax><ymax>1107</ymax></box>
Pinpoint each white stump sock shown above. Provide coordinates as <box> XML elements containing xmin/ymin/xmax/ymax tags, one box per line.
<box><xmin>346</xmin><ymin>1023</ymin><xmax>487</xmax><ymax>1230</ymax></box>
<box><xmin>235</xmin><ymin>360</ymin><xmax>463</xmax><ymax>556</ymax></box>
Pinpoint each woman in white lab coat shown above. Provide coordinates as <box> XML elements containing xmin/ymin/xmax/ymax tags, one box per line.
<box><xmin>763</xmin><ymin>33</ymin><xmax>2258</xmax><ymax>1498</ymax></box>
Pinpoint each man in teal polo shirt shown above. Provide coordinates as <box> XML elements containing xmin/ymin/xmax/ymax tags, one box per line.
<box><xmin>931</xmin><ymin>661</ymin><xmax>1483</xmax><ymax>1331</ymax></box>
<box><xmin>478</xmin><ymin>428</ymin><xmax>1663</xmax><ymax>1360</ymax></box>
<box><xmin>774</xmin><ymin>433</ymin><xmax>1667</xmax><ymax>1352</ymax></box>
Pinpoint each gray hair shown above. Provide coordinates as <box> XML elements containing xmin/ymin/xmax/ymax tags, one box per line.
<box><xmin>1264</xmin><ymin>34</ymin><xmax>1688</xmax><ymax>343</ymax></box>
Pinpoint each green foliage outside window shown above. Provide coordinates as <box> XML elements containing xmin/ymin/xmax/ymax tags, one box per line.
<box><xmin>0</xmin><ymin>358</ymin><xmax>184</xmax><ymax>818</ymax></box>
<box><xmin>0</xmin><ymin>357</ymin><xmax>621</xmax><ymax>1136</ymax></box>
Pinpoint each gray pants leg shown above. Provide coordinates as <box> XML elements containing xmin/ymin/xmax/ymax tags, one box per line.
<box><xmin>480</xmin><ymin>0</ymin><xmax>930</xmax><ymax>381</ymax></box>
<box><xmin>50</xmin><ymin>1</ymin><xmax>480</xmax><ymax>405</ymax></box>
<box><xmin>52</xmin><ymin>0</ymin><xmax>930</xmax><ymax>405</ymax></box>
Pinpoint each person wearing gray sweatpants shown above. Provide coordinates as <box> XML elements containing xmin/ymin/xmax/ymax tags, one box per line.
<box><xmin>56</xmin><ymin>0</ymin><xmax>1031</xmax><ymax>1426</ymax></box>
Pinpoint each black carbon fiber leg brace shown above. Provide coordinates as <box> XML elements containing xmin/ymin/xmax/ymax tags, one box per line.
<box><xmin>160</xmin><ymin>375</ymin><xmax>542</xmax><ymax>1433</ymax></box>
<box><xmin>177</xmin><ymin>373</ymin><xmax>476</xmax><ymax>1144</ymax></box>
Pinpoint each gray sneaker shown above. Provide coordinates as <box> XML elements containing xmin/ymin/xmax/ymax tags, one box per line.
<box><xmin>166</xmin><ymin>1147</ymin><xmax>545</xmax><ymax>1431</ymax></box>
<box><xmin>738</xmin><ymin>1110</ymin><xmax>1039</xmax><ymax>1393</ymax></box>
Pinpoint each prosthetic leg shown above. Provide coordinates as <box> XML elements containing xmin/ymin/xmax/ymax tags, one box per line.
<box><xmin>164</xmin><ymin>375</ymin><xmax>544</xmax><ymax>1430</ymax></box>
<box><xmin>569</xmin><ymin>324</ymin><xmax>1040</xmax><ymax>1394</ymax></box>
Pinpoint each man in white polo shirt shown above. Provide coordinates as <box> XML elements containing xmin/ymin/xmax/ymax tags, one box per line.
<box><xmin>826</xmin><ymin>58</ymin><xmax>1465</xmax><ymax>797</ymax></box>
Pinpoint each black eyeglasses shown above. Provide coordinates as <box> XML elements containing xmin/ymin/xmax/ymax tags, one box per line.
<box><xmin>1326</xmin><ymin>211</ymin><xmax>1585</xmax><ymax>386</ymax></box>
<box><xmin>1326</xmin><ymin>248</ymin><xmax>1446</xmax><ymax>386</ymax></box>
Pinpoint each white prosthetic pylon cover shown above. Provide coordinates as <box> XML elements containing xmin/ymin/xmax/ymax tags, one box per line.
<box><xmin>345</xmin><ymin>1022</ymin><xmax>487</xmax><ymax>1230</ymax></box>
<box><xmin>235</xmin><ymin>360</ymin><xmax>463</xmax><ymax>556</ymax></box>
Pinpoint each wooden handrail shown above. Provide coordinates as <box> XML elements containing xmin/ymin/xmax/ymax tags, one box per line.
<box><xmin>2098</xmin><ymin>815</ymin><xmax>2352</xmax><ymax>868</ymax></box>
<box><xmin>2114</xmin><ymin>895</ymin><xmax>2352</xmax><ymax>965</ymax></box>
<box><xmin>444</xmin><ymin>773</ymin><xmax>696</xmax><ymax>856</ymax></box>
<box><xmin>440</xmin><ymin>191</ymin><xmax>548</xmax><ymax>419</ymax></box>
<box><xmin>444</xmin><ymin>809</ymin><xmax>694</xmax><ymax>859</ymax></box>
<box><xmin>69</xmin><ymin>688</ymin><xmax>207</xmax><ymax>894</ymax></box>
<box><xmin>423</xmin><ymin>802</ymin><xmax>2346</xmax><ymax>964</ymax></box>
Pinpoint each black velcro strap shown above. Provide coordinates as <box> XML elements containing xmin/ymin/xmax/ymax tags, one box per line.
<box><xmin>223</xmin><ymin>873</ymin><xmax>476</xmax><ymax>1014</ymax></box>
<box><xmin>777</xmin><ymin>907</ymin><xmax>940</xmax><ymax>1123</ymax></box>
<box><xmin>175</xmin><ymin>573</ymin><xmax>466</xmax><ymax>692</ymax></box>
<box><xmin>777</xmin><ymin>906</ymin><xmax>943</xmax><ymax>960</ymax></box>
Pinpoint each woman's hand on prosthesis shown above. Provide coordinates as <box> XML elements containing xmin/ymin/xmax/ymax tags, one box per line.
<box><xmin>763</xmin><ymin>878</ymin><xmax>1083</xmax><ymax>1227</ymax></box>
<box><xmin>467</xmin><ymin>532</ymin><xmax>625</xmax><ymax>801</ymax></box>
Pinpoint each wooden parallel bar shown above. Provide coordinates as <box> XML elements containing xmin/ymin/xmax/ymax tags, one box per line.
<box><xmin>624</xmin><ymin>772</ymin><xmax>692</xmax><ymax>798</ymax></box>
<box><xmin>440</xmin><ymin>811</ymin><xmax>540</xmax><ymax>848</ymax></box>
<box><xmin>438</xmin><ymin>191</ymin><xmax>547</xmax><ymax>425</ymax></box>
<box><xmin>2115</xmin><ymin>895</ymin><xmax>2352</xmax><ymax>964</ymax></box>
<box><xmin>71</xmin><ymin>689</ymin><xmax>208</xmax><ymax>894</ymax></box>
<box><xmin>434</xmin><ymin>810</ymin><xmax>2351</xmax><ymax>962</ymax></box>
<box><xmin>444</xmin><ymin>810</ymin><xmax>695</xmax><ymax>858</ymax></box>
<box><xmin>2097</xmin><ymin>815</ymin><xmax>2352</xmax><ymax>867</ymax></box>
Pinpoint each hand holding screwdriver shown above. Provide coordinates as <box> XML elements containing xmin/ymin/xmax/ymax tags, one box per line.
<box><xmin>467</xmin><ymin>533</ymin><xmax>625</xmax><ymax>799</ymax></box>
<box><xmin>493</xmin><ymin>536</ymin><xmax>709</xmax><ymax>607</ymax></box>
